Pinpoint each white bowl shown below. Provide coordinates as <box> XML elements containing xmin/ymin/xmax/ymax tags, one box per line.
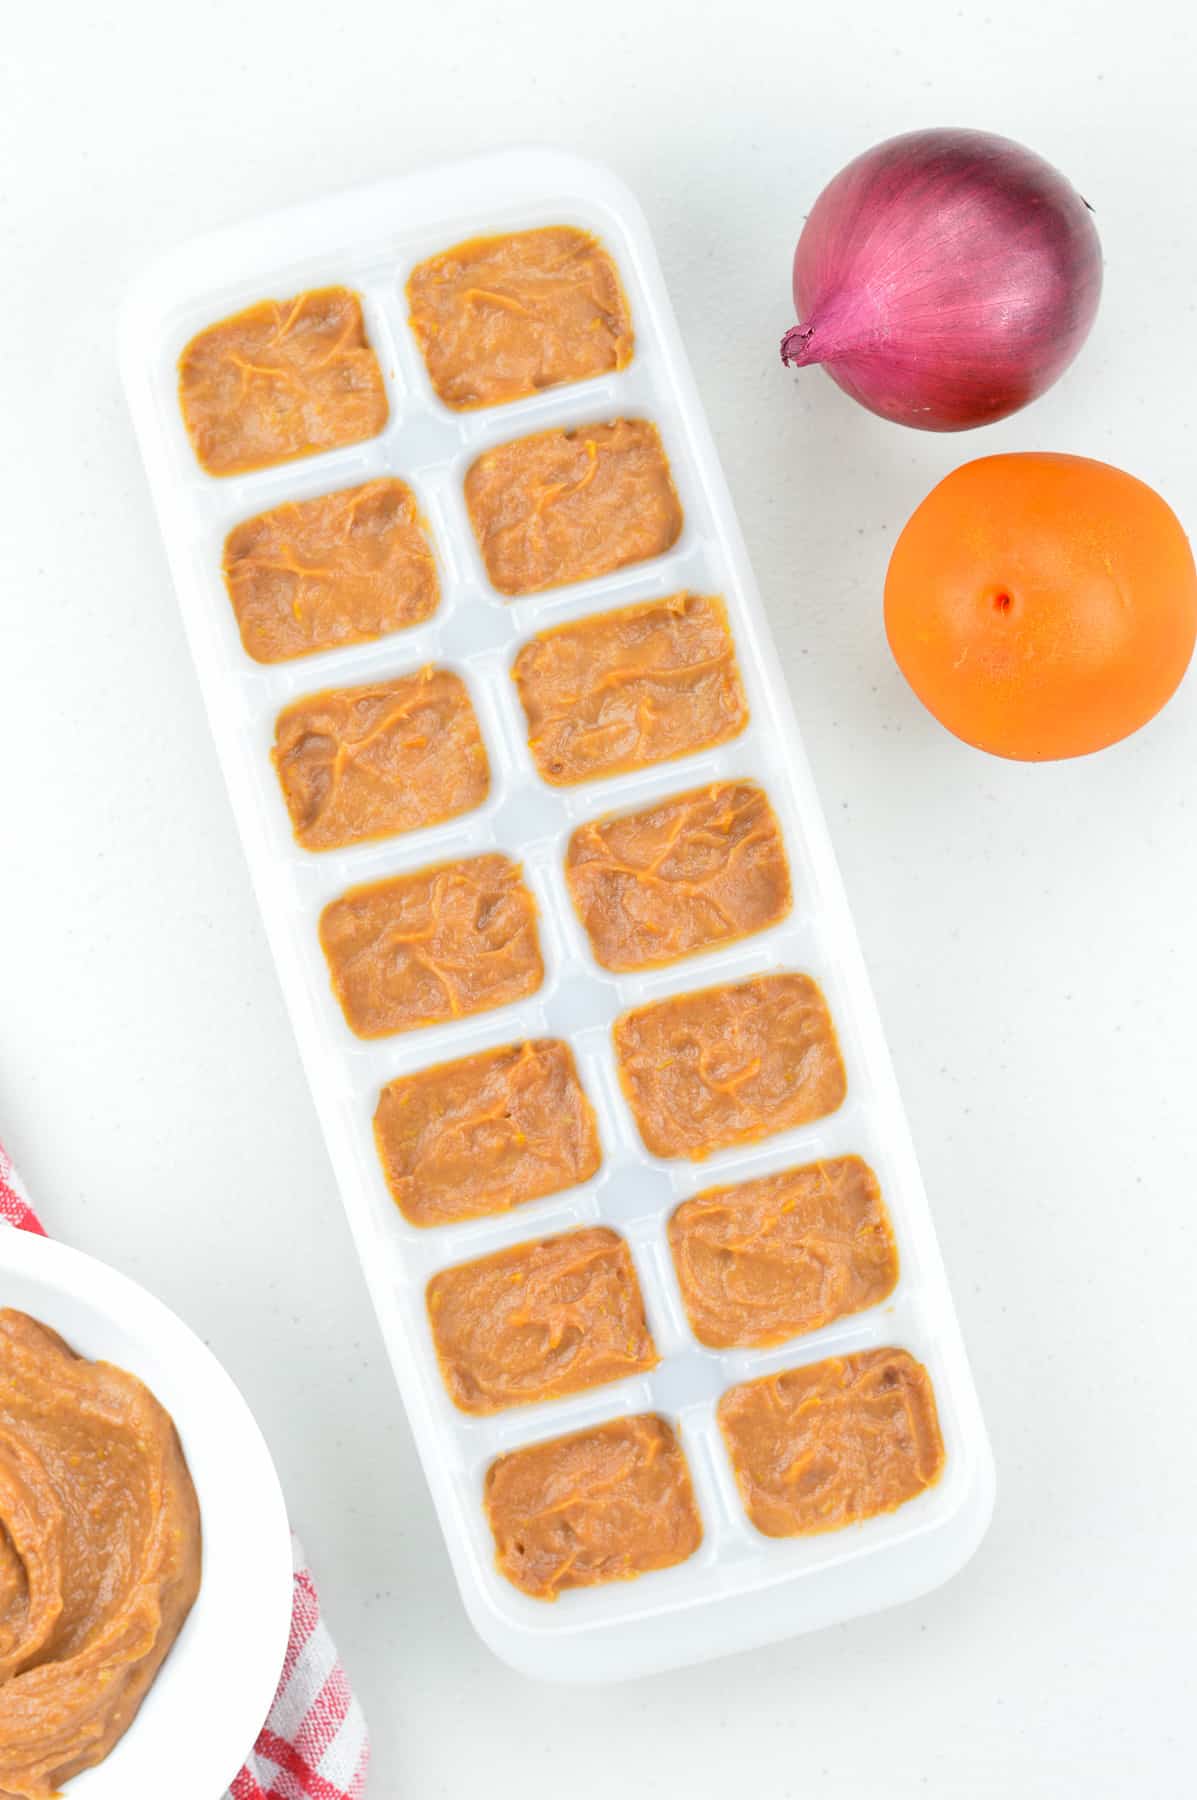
<box><xmin>1</xmin><ymin>1227</ymin><xmax>293</xmax><ymax>1799</ymax></box>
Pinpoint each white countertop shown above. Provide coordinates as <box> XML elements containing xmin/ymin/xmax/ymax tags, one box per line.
<box><xmin>2</xmin><ymin>2</ymin><xmax>1194</xmax><ymax>1794</ymax></box>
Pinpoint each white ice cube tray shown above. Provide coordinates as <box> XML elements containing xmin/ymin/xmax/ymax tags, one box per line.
<box><xmin>120</xmin><ymin>147</ymin><xmax>993</xmax><ymax>1683</ymax></box>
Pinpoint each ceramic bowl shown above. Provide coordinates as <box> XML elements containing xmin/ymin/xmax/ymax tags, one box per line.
<box><xmin>1</xmin><ymin>1226</ymin><xmax>292</xmax><ymax>1799</ymax></box>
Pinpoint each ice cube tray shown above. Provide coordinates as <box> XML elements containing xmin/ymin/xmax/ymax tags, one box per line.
<box><xmin>120</xmin><ymin>147</ymin><xmax>993</xmax><ymax>1683</ymax></box>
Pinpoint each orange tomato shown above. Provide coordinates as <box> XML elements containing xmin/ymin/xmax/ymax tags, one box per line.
<box><xmin>884</xmin><ymin>453</ymin><xmax>1197</xmax><ymax>760</ymax></box>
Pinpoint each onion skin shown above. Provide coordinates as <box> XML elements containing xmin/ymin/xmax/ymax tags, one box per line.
<box><xmin>780</xmin><ymin>128</ymin><xmax>1103</xmax><ymax>431</ymax></box>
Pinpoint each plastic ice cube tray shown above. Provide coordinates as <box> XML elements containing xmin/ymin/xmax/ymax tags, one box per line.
<box><xmin>120</xmin><ymin>147</ymin><xmax>993</xmax><ymax>1683</ymax></box>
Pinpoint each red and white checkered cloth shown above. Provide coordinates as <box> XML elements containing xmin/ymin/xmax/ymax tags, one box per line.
<box><xmin>0</xmin><ymin>1138</ymin><xmax>370</xmax><ymax>1800</ymax></box>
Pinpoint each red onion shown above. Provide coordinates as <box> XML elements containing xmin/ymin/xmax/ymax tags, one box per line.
<box><xmin>780</xmin><ymin>128</ymin><xmax>1102</xmax><ymax>431</ymax></box>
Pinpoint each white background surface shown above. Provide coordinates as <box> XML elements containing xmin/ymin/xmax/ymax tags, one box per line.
<box><xmin>2</xmin><ymin>2</ymin><xmax>1194</xmax><ymax>1795</ymax></box>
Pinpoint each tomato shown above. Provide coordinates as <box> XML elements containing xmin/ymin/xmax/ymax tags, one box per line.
<box><xmin>884</xmin><ymin>453</ymin><xmax>1197</xmax><ymax>760</ymax></box>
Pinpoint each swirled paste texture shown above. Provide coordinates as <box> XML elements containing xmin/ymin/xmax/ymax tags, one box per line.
<box><xmin>566</xmin><ymin>781</ymin><xmax>790</xmax><ymax>971</ymax></box>
<box><xmin>178</xmin><ymin>287</ymin><xmax>388</xmax><ymax>475</ymax></box>
<box><xmin>668</xmin><ymin>1156</ymin><xmax>898</xmax><ymax>1349</ymax></box>
<box><xmin>407</xmin><ymin>227</ymin><xmax>633</xmax><ymax>410</ymax></box>
<box><xmin>0</xmin><ymin>1310</ymin><xmax>201</xmax><ymax>1800</ymax></box>
<box><xmin>717</xmin><ymin>1349</ymin><xmax>944</xmax><ymax>1538</ymax></box>
<box><xmin>427</xmin><ymin>1227</ymin><xmax>656</xmax><ymax>1414</ymax></box>
<box><xmin>484</xmin><ymin>1415</ymin><xmax>702</xmax><ymax>1599</ymax></box>
<box><xmin>465</xmin><ymin>420</ymin><xmax>682</xmax><ymax>596</ymax></box>
<box><xmin>223</xmin><ymin>479</ymin><xmax>438</xmax><ymax>664</ymax></box>
<box><xmin>272</xmin><ymin>668</ymin><xmax>488</xmax><ymax>851</ymax></box>
<box><xmin>512</xmin><ymin>593</ymin><xmax>748</xmax><ymax>785</ymax></box>
<box><xmin>614</xmin><ymin>972</ymin><xmax>846</xmax><ymax>1160</ymax></box>
<box><xmin>319</xmin><ymin>854</ymin><xmax>543</xmax><ymax>1039</ymax></box>
<box><xmin>373</xmin><ymin>1039</ymin><xmax>600</xmax><ymax>1226</ymax></box>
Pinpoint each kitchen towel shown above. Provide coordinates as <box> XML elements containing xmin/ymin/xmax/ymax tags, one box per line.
<box><xmin>0</xmin><ymin>1136</ymin><xmax>370</xmax><ymax>1800</ymax></box>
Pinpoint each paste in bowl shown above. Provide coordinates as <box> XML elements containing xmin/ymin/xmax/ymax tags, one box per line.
<box><xmin>0</xmin><ymin>1309</ymin><xmax>201</xmax><ymax>1799</ymax></box>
